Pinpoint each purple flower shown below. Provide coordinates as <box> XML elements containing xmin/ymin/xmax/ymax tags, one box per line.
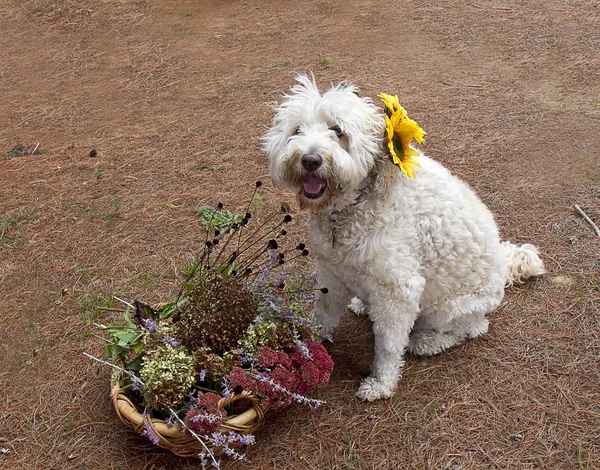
<box><xmin>141</xmin><ymin>419</ymin><xmax>160</xmax><ymax>445</ymax></box>
<box><xmin>199</xmin><ymin>369</ymin><xmax>208</xmax><ymax>382</ymax></box>
<box><xmin>220</xmin><ymin>378</ymin><xmax>233</xmax><ymax>398</ymax></box>
<box><xmin>237</xmin><ymin>348</ymin><xmax>251</xmax><ymax>365</ymax></box>
<box><xmin>238</xmin><ymin>434</ymin><xmax>256</xmax><ymax>446</ymax></box>
<box><xmin>161</xmin><ymin>335</ymin><xmax>180</xmax><ymax>347</ymax></box>
<box><xmin>143</xmin><ymin>318</ymin><xmax>157</xmax><ymax>334</ymax></box>
<box><xmin>295</xmin><ymin>340</ymin><xmax>312</xmax><ymax>360</ymax></box>
<box><xmin>130</xmin><ymin>375</ymin><xmax>144</xmax><ymax>392</ymax></box>
<box><xmin>164</xmin><ymin>416</ymin><xmax>176</xmax><ymax>427</ymax></box>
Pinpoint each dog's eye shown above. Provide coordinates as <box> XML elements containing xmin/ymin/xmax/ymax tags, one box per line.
<box><xmin>330</xmin><ymin>126</ymin><xmax>344</xmax><ymax>138</ymax></box>
<box><xmin>292</xmin><ymin>127</ymin><xmax>301</xmax><ymax>136</ymax></box>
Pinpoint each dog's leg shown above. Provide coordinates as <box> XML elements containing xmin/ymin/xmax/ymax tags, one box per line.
<box><xmin>407</xmin><ymin>328</ymin><xmax>474</xmax><ymax>357</ymax></box>
<box><xmin>407</xmin><ymin>315</ymin><xmax>489</xmax><ymax>356</ymax></box>
<box><xmin>356</xmin><ymin>280</ymin><xmax>423</xmax><ymax>401</ymax></box>
<box><xmin>314</xmin><ymin>264</ymin><xmax>352</xmax><ymax>333</ymax></box>
<box><xmin>408</xmin><ymin>290</ymin><xmax>502</xmax><ymax>356</ymax></box>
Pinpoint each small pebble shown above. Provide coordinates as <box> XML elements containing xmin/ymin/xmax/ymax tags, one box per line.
<box><xmin>89</xmin><ymin>149</ymin><xmax>97</xmax><ymax>158</ymax></box>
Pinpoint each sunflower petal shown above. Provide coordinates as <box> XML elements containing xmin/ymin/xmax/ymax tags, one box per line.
<box><xmin>380</xmin><ymin>92</ymin><xmax>426</xmax><ymax>178</ymax></box>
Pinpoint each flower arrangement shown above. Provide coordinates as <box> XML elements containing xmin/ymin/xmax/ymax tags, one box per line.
<box><xmin>379</xmin><ymin>92</ymin><xmax>426</xmax><ymax>178</ymax></box>
<box><xmin>85</xmin><ymin>182</ymin><xmax>334</xmax><ymax>468</ymax></box>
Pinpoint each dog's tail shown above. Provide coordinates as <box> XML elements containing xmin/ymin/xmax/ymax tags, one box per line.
<box><xmin>501</xmin><ymin>241</ymin><xmax>546</xmax><ymax>287</ymax></box>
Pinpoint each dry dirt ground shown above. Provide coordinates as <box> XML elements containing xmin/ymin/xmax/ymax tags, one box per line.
<box><xmin>1</xmin><ymin>0</ymin><xmax>599</xmax><ymax>469</ymax></box>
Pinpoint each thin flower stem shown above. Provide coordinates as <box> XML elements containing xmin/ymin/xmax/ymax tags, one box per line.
<box><xmin>176</xmin><ymin>251</ymin><xmax>208</xmax><ymax>303</ymax></box>
<box><xmin>247</xmin><ymin>256</ymin><xmax>281</xmax><ymax>274</ymax></box>
<box><xmin>82</xmin><ymin>352</ymin><xmax>145</xmax><ymax>390</ymax></box>
<box><xmin>236</xmin><ymin>185</ymin><xmax>261</xmax><ymax>252</ymax></box>
<box><xmin>114</xmin><ymin>296</ymin><xmax>134</xmax><ymax>310</ymax></box>
<box><xmin>91</xmin><ymin>333</ymin><xmax>117</xmax><ymax>345</ymax></box>
<box><xmin>247</xmin><ymin>371</ymin><xmax>326</xmax><ymax>409</ymax></box>
<box><xmin>278</xmin><ymin>251</ymin><xmax>309</xmax><ymax>265</ymax></box>
<box><xmin>234</xmin><ymin>246</ymin><xmax>272</xmax><ymax>274</ymax></box>
<box><xmin>283</xmin><ymin>287</ymin><xmax>327</xmax><ymax>295</ymax></box>
<box><xmin>211</xmin><ymin>225</ymin><xmax>241</xmax><ymax>268</ymax></box>
<box><xmin>237</xmin><ymin>213</ymin><xmax>282</xmax><ymax>253</ymax></box>
<box><xmin>168</xmin><ymin>408</ymin><xmax>220</xmax><ymax>469</ymax></box>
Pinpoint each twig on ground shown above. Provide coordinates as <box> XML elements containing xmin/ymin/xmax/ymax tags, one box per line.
<box><xmin>441</xmin><ymin>80</ymin><xmax>483</xmax><ymax>88</ymax></box>
<box><xmin>470</xmin><ymin>3</ymin><xmax>512</xmax><ymax>10</ymax></box>
<box><xmin>113</xmin><ymin>296</ymin><xmax>135</xmax><ymax>310</ymax></box>
<box><xmin>573</xmin><ymin>204</ymin><xmax>600</xmax><ymax>237</ymax></box>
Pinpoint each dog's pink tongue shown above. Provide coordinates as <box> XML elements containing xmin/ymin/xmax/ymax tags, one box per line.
<box><xmin>303</xmin><ymin>176</ymin><xmax>325</xmax><ymax>194</ymax></box>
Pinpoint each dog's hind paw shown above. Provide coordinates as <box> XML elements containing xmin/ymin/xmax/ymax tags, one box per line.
<box><xmin>407</xmin><ymin>329</ymin><xmax>461</xmax><ymax>356</ymax></box>
<box><xmin>348</xmin><ymin>297</ymin><xmax>366</xmax><ymax>316</ymax></box>
<box><xmin>355</xmin><ymin>377</ymin><xmax>395</xmax><ymax>401</ymax></box>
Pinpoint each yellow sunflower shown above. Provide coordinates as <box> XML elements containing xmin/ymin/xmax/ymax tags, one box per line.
<box><xmin>379</xmin><ymin>92</ymin><xmax>426</xmax><ymax>178</ymax></box>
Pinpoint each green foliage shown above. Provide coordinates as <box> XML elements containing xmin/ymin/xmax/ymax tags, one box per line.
<box><xmin>317</xmin><ymin>53</ymin><xmax>332</xmax><ymax>68</ymax></box>
<box><xmin>0</xmin><ymin>216</ymin><xmax>17</xmax><ymax>246</ymax></box>
<box><xmin>69</xmin><ymin>198</ymin><xmax>120</xmax><ymax>223</ymax></box>
<box><xmin>196</xmin><ymin>194</ymin><xmax>260</xmax><ymax>233</ymax></box>
<box><xmin>196</xmin><ymin>204</ymin><xmax>244</xmax><ymax>233</ymax></box>
<box><xmin>103</xmin><ymin>320</ymin><xmax>144</xmax><ymax>363</ymax></box>
<box><xmin>180</xmin><ymin>260</ymin><xmax>197</xmax><ymax>278</ymax></box>
<box><xmin>271</xmin><ymin>58</ymin><xmax>292</xmax><ymax>68</ymax></box>
<box><xmin>24</xmin><ymin>2</ymin><xmax>58</xmax><ymax>16</ymax></box>
<box><xmin>156</xmin><ymin>299</ymin><xmax>188</xmax><ymax>320</ymax></box>
<box><xmin>4</xmin><ymin>143</ymin><xmax>39</xmax><ymax>159</ymax></box>
<box><xmin>95</xmin><ymin>167</ymin><xmax>106</xmax><ymax>180</ymax></box>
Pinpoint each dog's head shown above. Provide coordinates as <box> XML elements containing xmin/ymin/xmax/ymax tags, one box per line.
<box><xmin>264</xmin><ymin>75</ymin><xmax>385</xmax><ymax>213</ymax></box>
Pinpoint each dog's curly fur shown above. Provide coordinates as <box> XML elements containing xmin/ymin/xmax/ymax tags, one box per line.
<box><xmin>264</xmin><ymin>75</ymin><xmax>545</xmax><ymax>401</ymax></box>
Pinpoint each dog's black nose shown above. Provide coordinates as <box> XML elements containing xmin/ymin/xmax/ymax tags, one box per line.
<box><xmin>301</xmin><ymin>153</ymin><xmax>323</xmax><ymax>172</ymax></box>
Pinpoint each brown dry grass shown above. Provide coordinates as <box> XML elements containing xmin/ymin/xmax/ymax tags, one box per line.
<box><xmin>1</xmin><ymin>0</ymin><xmax>599</xmax><ymax>469</ymax></box>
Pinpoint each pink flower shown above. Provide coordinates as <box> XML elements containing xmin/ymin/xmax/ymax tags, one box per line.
<box><xmin>196</xmin><ymin>391</ymin><xmax>222</xmax><ymax>414</ymax></box>
<box><xmin>184</xmin><ymin>392</ymin><xmax>227</xmax><ymax>435</ymax></box>
<box><xmin>227</xmin><ymin>339</ymin><xmax>334</xmax><ymax>411</ymax></box>
<box><xmin>255</xmin><ymin>345</ymin><xmax>292</xmax><ymax>369</ymax></box>
<box><xmin>293</xmin><ymin>338</ymin><xmax>334</xmax><ymax>391</ymax></box>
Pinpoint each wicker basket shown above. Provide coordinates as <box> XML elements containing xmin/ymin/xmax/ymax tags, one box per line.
<box><xmin>110</xmin><ymin>370</ymin><xmax>267</xmax><ymax>458</ymax></box>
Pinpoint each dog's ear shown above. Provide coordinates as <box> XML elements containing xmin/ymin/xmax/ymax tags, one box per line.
<box><xmin>291</xmin><ymin>73</ymin><xmax>320</xmax><ymax>96</ymax></box>
<box><xmin>339</xmin><ymin>82</ymin><xmax>360</xmax><ymax>97</ymax></box>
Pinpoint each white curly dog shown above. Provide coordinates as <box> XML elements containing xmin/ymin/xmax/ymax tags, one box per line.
<box><xmin>264</xmin><ymin>75</ymin><xmax>545</xmax><ymax>401</ymax></box>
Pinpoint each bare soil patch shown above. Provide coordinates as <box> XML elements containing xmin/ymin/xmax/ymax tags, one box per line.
<box><xmin>1</xmin><ymin>0</ymin><xmax>599</xmax><ymax>468</ymax></box>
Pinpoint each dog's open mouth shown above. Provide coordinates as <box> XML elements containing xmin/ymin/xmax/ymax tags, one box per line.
<box><xmin>302</xmin><ymin>175</ymin><xmax>327</xmax><ymax>199</ymax></box>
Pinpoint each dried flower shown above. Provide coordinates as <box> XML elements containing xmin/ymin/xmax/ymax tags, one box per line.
<box><xmin>237</xmin><ymin>320</ymin><xmax>294</xmax><ymax>356</ymax></box>
<box><xmin>185</xmin><ymin>392</ymin><xmax>227</xmax><ymax>435</ymax></box>
<box><xmin>174</xmin><ymin>272</ymin><xmax>257</xmax><ymax>354</ymax></box>
<box><xmin>140</xmin><ymin>342</ymin><xmax>197</xmax><ymax>412</ymax></box>
<box><xmin>195</xmin><ymin>347</ymin><xmax>243</xmax><ymax>381</ymax></box>
<box><xmin>140</xmin><ymin>416</ymin><xmax>161</xmax><ymax>445</ymax></box>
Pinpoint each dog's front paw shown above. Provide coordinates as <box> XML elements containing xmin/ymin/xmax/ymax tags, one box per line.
<box><xmin>355</xmin><ymin>377</ymin><xmax>395</xmax><ymax>402</ymax></box>
<box><xmin>348</xmin><ymin>297</ymin><xmax>366</xmax><ymax>316</ymax></box>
